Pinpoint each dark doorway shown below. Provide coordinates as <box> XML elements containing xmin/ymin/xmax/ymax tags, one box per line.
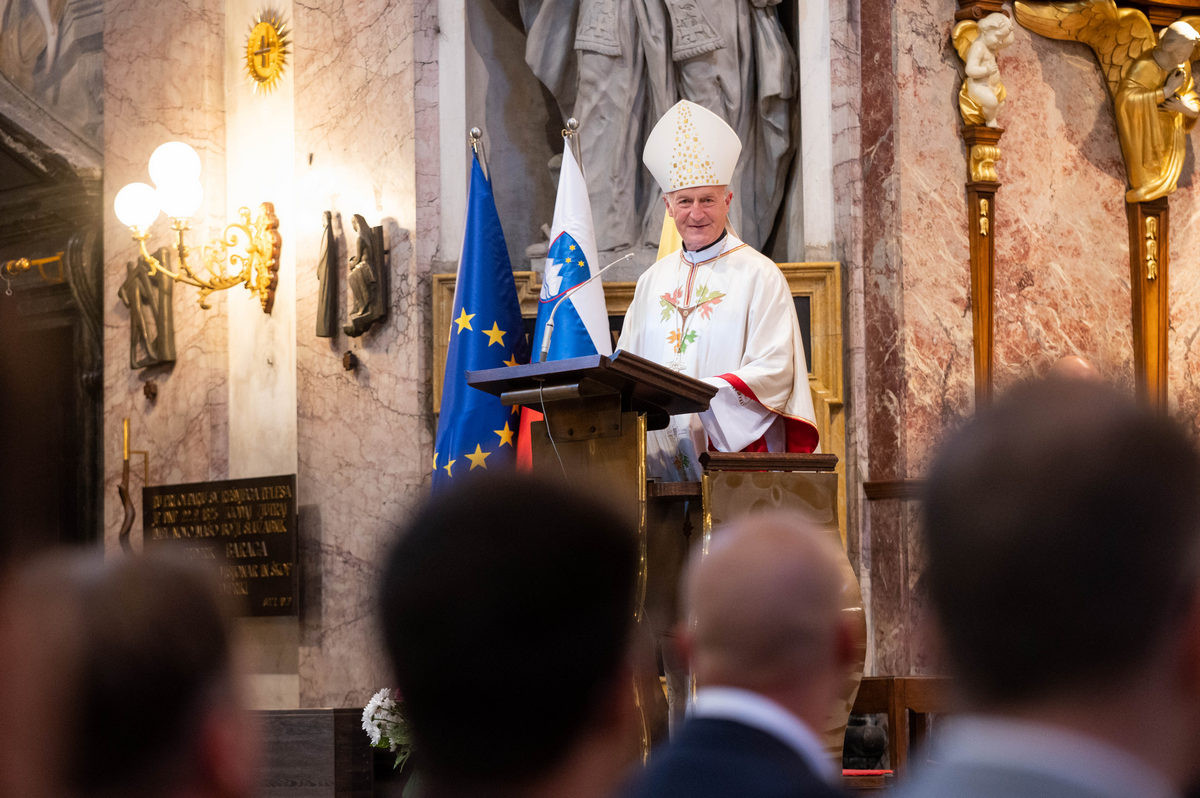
<box><xmin>0</xmin><ymin>287</ymin><xmax>84</xmax><ymax>560</ymax></box>
<box><xmin>0</xmin><ymin>80</ymin><xmax>104</xmax><ymax>568</ymax></box>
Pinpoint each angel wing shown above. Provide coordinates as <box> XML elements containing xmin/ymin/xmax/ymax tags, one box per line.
<box><xmin>952</xmin><ymin>20</ymin><xmax>979</xmax><ymax>63</ymax></box>
<box><xmin>1013</xmin><ymin>0</ymin><xmax>1157</xmax><ymax>98</ymax></box>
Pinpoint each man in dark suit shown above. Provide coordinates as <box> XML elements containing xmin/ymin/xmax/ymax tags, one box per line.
<box><xmin>625</xmin><ymin>511</ymin><xmax>856</xmax><ymax>798</ymax></box>
<box><xmin>897</xmin><ymin>378</ymin><xmax>1200</xmax><ymax>798</ymax></box>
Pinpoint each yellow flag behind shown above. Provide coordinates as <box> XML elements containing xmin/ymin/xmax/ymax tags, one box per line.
<box><xmin>656</xmin><ymin>207</ymin><xmax>682</xmax><ymax>260</ymax></box>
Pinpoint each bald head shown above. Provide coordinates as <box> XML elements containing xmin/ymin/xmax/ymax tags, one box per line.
<box><xmin>684</xmin><ymin>513</ymin><xmax>846</xmax><ymax>692</ymax></box>
<box><xmin>1048</xmin><ymin>355</ymin><xmax>1102</xmax><ymax>383</ymax></box>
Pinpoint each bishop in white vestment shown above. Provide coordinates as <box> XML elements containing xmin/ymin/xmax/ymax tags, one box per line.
<box><xmin>618</xmin><ymin>100</ymin><xmax>818</xmax><ymax>481</ymax></box>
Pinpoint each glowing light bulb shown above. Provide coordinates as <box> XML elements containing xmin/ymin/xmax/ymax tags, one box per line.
<box><xmin>157</xmin><ymin>178</ymin><xmax>203</xmax><ymax>220</ymax></box>
<box><xmin>148</xmin><ymin>141</ymin><xmax>202</xmax><ymax>188</ymax></box>
<box><xmin>114</xmin><ymin>183</ymin><xmax>160</xmax><ymax>231</ymax></box>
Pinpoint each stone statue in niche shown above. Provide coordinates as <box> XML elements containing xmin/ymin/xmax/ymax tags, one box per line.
<box><xmin>118</xmin><ymin>251</ymin><xmax>176</xmax><ymax>370</ymax></box>
<box><xmin>523</xmin><ymin>153</ymin><xmax>561</xmax><ymax>262</ymax></box>
<box><xmin>0</xmin><ymin>0</ymin><xmax>61</xmax><ymax>89</ymax></box>
<box><xmin>953</xmin><ymin>13</ymin><xmax>1015</xmax><ymax>128</ymax></box>
<box><xmin>343</xmin><ymin>214</ymin><xmax>387</xmax><ymax>337</ymax></box>
<box><xmin>1015</xmin><ymin>2</ymin><xmax>1200</xmax><ymax>203</ymax></box>
<box><xmin>517</xmin><ymin>0</ymin><xmax>797</xmax><ymax>254</ymax></box>
<box><xmin>316</xmin><ymin>210</ymin><xmax>337</xmax><ymax>337</ymax></box>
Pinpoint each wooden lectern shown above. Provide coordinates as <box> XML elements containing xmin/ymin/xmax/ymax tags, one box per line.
<box><xmin>468</xmin><ymin>351</ymin><xmax>716</xmax><ymax>751</ymax></box>
<box><xmin>467</xmin><ymin>349</ymin><xmax>716</xmax><ymax>505</ymax></box>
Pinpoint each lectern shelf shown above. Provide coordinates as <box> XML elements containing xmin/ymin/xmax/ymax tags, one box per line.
<box><xmin>466</xmin><ymin>350</ymin><xmax>716</xmax><ymax>433</ymax></box>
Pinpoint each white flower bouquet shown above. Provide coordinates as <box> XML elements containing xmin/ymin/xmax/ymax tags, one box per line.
<box><xmin>361</xmin><ymin>688</ymin><xmax>413</xmax><ymax>771</ymax></box>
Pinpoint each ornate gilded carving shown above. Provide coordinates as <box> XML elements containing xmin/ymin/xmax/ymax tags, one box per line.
<box><xmin>2</xmin><ymin>252</ymin><xmax>64</xmax><ymax>282</ymax></box>
<box><xmin>970</xmin><ymin>142</ymin><xmax>1002</xmax><ymax>182</ymax></box>
<box><xmin>1126</xmin><ymin>197</ymin><xmax>1170</xmax><ymax>407</ymax></box>
<box><xmin>244</xmin><ymin>9</ymin><xmax>290</xmax><ymax>93</ymax></box>
<box><xmin>1014</xmin><ymin>2</ymin><xmax>1200</xmax><ymax>202</ymax></box>
<box><xmin>134</xmin><ymin>202</ymin><xmax>282</xmax><ymax>312</ymax></box>
<box><xmin>962</xmin><ymin>125</ymin><xmax>1002</xmax><ymax>405</ymax></box>
<box><xmin>1145</xmin><ymin>215</ymin><xmax>1159</xmax><ymax>280</ymax></box>
<box><xmin>953</xmin><ymin>13</ymin><xmax>1016</xmax><ymax>127</ymax></box>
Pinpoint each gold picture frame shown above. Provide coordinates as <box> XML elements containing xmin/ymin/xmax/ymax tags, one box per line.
<box><xmin>431</xmin><ymin>263</ymin><xmax>845</xmax><ymax>534</ymax></box>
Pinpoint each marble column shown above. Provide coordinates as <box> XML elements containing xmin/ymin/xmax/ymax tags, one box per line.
<box><xmin>793</xmin><ymin>0</ymin><xmax>836</xmax><ymax>261</ymax></box>
<box><xmin>292</xmin><ymin>0</ymin><xmax>431</xmax><ymax>708</ymax></box>
<box><xmin>224</xmin><ymin>0</ymin><xmax>301</xmax><ymax>709</ymax></box>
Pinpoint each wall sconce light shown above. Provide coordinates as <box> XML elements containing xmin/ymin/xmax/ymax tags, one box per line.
<box><xmin>114</xmin><ymin>141</ymin><xmax>282</xmax><ymax>313</ymax></box>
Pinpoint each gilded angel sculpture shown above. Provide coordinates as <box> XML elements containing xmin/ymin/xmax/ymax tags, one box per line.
<box><xmin>1014</xmin><ymin>2</ymin><xmax>1200</xmax><ymax>202</ymax></box>
<box><xmin>954</xmin><ymin>13</ymin><xmax>1016</xmax><ymax>127</ymax></box>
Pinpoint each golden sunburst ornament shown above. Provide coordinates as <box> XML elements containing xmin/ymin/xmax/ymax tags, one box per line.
<box><xmin>244</xmin><ymin>9</ymin><xmax>290</xmax><ymax>92</ymax></box>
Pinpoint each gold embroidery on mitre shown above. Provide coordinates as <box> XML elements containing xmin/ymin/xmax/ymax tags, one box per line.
<box><xmin>668</xmin><ymin>103</ymin><xmax>719</xmax><ymax>191</ymax></box>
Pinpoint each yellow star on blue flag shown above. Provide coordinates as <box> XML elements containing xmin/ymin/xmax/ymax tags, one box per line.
<box><xmin>432</xmin><ymin>151</ymin><xmax>529</xmax><ymax>491</ymax></box>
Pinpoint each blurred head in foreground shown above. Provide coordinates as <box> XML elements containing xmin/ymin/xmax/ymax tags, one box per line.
<box><xmin>624</xmin><ymin>511</ymin><xmax>858</xmax><ymax>798</ymax></box>
<box><xmin>380</xmin><ymin>472</ymin><xmax>640</xmax><ymax>798</ymax></box>
<box><xmin>683</xmin><ymin>511</ymin><xmax>856</xmax><ymax>722</ymax></box>
<box><xmin>922</xmin><ymin>378</ymin><xmax>1200</xmax><ymax>787</ymax></box>
<box><xmin>0</xmin><ymin>550</ymin><xmax>255</xmax><ymax>798</ymax></box>
<box><xmin>1047</xmin><ymin>354</ymin><xmax>1103</xmax><ymax>383</ymax></box>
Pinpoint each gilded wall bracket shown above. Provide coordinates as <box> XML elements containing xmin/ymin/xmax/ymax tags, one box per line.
<box><xmin>954</xmin><ymin>8</ymin><xmax>1013</xmax><ymax>405</ymax></box>
<box><xmin>1127</xmin><ymin>198</ymin><xmax>1169</xmax><ymax>407</ymax></box>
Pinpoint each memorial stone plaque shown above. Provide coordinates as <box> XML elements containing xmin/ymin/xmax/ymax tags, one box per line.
<box><xmin>143</xmin><ymin>474</ymin><xmax>298</xmax><ymax>617</ymax></box>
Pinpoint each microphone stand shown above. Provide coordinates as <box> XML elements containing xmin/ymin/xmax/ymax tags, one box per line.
<box><xmin>539</xmin><ymin>252</ymin><xmax>634</xmax><ymax>362</ymax></box>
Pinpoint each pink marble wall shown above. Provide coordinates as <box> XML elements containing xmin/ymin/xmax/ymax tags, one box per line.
<box><xmin>102</xmin><ymin>0</ymin><xmax>228</xmax><ymax>552</ymax></box>
<box><xmin>995</xmin><ymin>22</ymin><xmax>1134</xmax><ymax>395</ymax></box>
<box><xmin>849</xmin><ymin>0</ymin><xmax>1200</xmax><ymax>676</ymax></box>
<box><xmin>858</xmin><ymin>0</ymin><xmax>914</xmax><ymax>677</ymax></box>
<box><xmin>1171</xmin><ymin>186</ymin><xmax>1200</xmax><ymax>435</ymax></box>
<box><xmin>292</xmin><ymin>0</ymin><xmax>433</xmax><ymax>708</ymax></box>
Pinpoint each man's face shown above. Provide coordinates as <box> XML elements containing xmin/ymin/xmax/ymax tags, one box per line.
<box><xmin>665</xmin><ymin>185</ymin><xmax>732</xmax><ymax>252</ymax></box>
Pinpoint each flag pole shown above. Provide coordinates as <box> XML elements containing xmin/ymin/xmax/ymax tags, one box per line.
<box><xmin>469</xmin><ymin>126</ymin><xmax>489</xmax><ymax>181</ymax></box>
<box><xmin>562</xmin><ymin>117</ymin><xmax>583</xmax><ymax>172</ymax></box>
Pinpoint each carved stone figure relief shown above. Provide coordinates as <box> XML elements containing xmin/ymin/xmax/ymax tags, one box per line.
<box><xmin>343</xmin><ymin>214</ymin><xmax>387</xmax><ymax>337</ymax></box>
<box><xmin>316</xmin><ymin>210</ymin><xmax>337</xmax><ymax>338</ymax></box>
<box><xmin>118</xmin><ymin>249</ymin><xmax>176</xmax><ymax>370</ymax></box>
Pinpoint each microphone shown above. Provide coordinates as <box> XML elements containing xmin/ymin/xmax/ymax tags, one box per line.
<box><xmin>539</xmin><ymin>252</ymin><xmax>635</xmax><ymax>362</ymax></box>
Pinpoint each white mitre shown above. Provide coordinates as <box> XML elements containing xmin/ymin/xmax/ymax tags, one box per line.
<box><xmin>643</xmin><ymin>99</ymin><xmax>741</xmax><ymax>193</ymax></box>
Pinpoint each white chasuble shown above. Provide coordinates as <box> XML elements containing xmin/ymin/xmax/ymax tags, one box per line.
<box><xmin>617</xmin><ymin>234</ymin><xmax>819</xmax><ymax>481</ymax></box>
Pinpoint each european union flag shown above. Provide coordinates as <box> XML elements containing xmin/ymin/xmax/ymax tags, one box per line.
<box><xmin>433</xmin><ymin>154</ymin><xmax>528</xmax><ymax>491</ymax></box>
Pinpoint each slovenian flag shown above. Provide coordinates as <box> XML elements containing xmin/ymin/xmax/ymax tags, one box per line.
<box><xmin>433</xmin><ymin>152</ymin><xmax>528</xmax><ymax>491</ymax></box>
<box><xmin>517</xmin><ymin>136</ymin><xmax>611</xmax><ymax>468</ymax></box>
<box><xmin>530</xmin><ymin>140</ymin><xmax>611</xmax><ymax>359</ymax></box>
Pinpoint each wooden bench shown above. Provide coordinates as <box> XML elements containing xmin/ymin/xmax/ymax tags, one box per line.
<box><xmin>851</xmin><ymin>676</ymin><xmax>953</xmax><ymax>776</ymax></box>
